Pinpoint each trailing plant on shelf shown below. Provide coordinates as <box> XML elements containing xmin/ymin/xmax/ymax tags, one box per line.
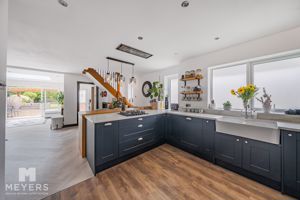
<box><xmin>223</xmin><ymin>101</ymin><xmax>232</xmax><ymax>111</ymax></box>
<box><xmin>256</xmin><ymin>88</ymin><xmax>272</xmax><ymax>113</ymax></box>
<box><xmin>231</xmin><ymin>84</ymin><xmax>259</xmax><ymax>118</ymax></box>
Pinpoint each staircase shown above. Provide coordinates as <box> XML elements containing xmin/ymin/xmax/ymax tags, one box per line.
<box><xmin>83</xmin><ymin>68</ymin><xmax>133</xmax><ymax>107</ymax></box>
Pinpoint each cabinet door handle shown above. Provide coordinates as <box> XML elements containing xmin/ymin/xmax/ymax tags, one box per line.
<box><xmin>244</xmin><ymin>141</ymin><xmax>248</xmax><ymax>144</ymax></box>
<box><xmin>186</xmin><ymin>117</ymin><xmax>192</xmax><ymax>121</ymax></box>
<box><xmin>104</xmin><ymin>123</ymin><xmax>112</xmax><ymax>126</ymax></box>
<box><xmin>206</xmin><ymin>120</ymin><xmax>209</xmax><ymax>123</ymax></box>
<box><xmin>236</xmin><ymin>139</ymin><xmax>240</xmax><ymax>142</ymax></box>
<box><xmin>138</xmin><ymin>124</ymin><xmax>143</xmax><ymax>128</ymax></box>
<box><xmin>138</xmin><ymin>137</ymin><xmax>143</xmax><ymax>141</ymax></box>
<box><xmin>138</xmin><ymin>118</ymin><xmax>143</xmax><ymax>121</ymax></box>
<box><xmin>288</xmin><ymin>133</ymin><xmax>293</xmax><ymax>137</ymax></box>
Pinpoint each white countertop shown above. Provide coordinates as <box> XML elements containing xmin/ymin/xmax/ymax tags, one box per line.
<box><xmin>85</xmin><ymin>110</ymin><xmax>300</xmax><ymax>132</ymax></box>
<box><xmin>277</xmin><ymin>122</ymin><xmax>300</xmax><ymax>132</ymax></box>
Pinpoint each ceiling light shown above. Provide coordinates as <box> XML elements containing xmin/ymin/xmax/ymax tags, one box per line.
<box><xmin>181</xmin><ymin>1</ymin><xmax>190</xmax><ymax>8</ymax></box>
<box><xmin>138</xmin><ymin>36</ymin><xmax>143</xmax><ymax>40</ymax></box>
<box><xmin>116</xmin><ymin>44</ymin><xmax>153</xmax><ymax>59</ymax></box>
<box><xmin>58</xmin><ymin>0</ymin><xmax>68</xmax><ymax>7</ymax></box>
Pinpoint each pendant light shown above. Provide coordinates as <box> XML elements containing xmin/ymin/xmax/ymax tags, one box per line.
<box><xmin>106</xmin><ymin>59</ymin><xmax>111</xmax><ymax>83</ymax></box>
<box><xmin>120</xmin><ymin>63</ymin><xmax>125</xmax><ymax>84</ymax></box>
<box><xmin>130</xmin><ymin>65</ymin><xmax>136</xmax><ymax>85</ymax></box>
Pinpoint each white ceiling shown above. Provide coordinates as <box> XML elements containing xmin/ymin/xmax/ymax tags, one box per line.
<box><xmin>7</xmin><ymin>0</ymin><xmax>300</xmax><ymax>74</ymax></box>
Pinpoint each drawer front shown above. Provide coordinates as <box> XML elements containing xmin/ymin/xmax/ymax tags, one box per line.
<box><xmin>119</xmin><ymin>115</ymin><xmax>157</xmax><ymax>141</ymax></box>
<box><xmin>119</xmin><ymin>130</ymin><xmax>155</xmax><ymax>157</ymax></box>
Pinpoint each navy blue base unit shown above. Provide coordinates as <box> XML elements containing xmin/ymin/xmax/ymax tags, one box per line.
<box><xmin>214</xmin><ymin>132</ymin><xmax>281</xmax><ymax>190</ymax></box>
<box><xmin>282</xmin><ymin>130</ymin><xmax>300</xmax><ymax>198</ymax></box>
<box><xmin>86</xmin><ymin>113</ymin><xmax>298</xmax><ymax>198</ymax></box>
<box><xmin>87</xmin><ymin>114</ymin><xmax>166</xmax><ymax>175</ymax></box>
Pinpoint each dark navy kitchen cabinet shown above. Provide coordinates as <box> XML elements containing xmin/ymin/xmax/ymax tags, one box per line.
<box><xmin>180</xmin><ymin>116</ymin><xmax>202</xmax><ymax>152</ymax></box>
<box><xmin>119</xmin><ymin>115</ymin><xmax>157</xmax><ymax>142</ymax></box>
<box><xmin>215</xmin><ymin>132</ymin><xmax>242</xmax><ymax>167</ymax></box>
<box><xmin>156</xmin><ymin>114</ymin><xmax>166</xmax><ymax>143</ymax></box>
<box><xmin>119</xmin><ymin>115</ymin><xmax>158</xmax><ymax>157</ymax></box>
<box><xmin>201</xmin><ymin>119</ymin><xmax>215</xmax><ymax>161</ymax></box>
<box><xmin>95</xmin><ymin>122</ymin><xmax>119</xmax><ymax>166</ymax></box>
<box><xmin>242</xmin><ymin>139</ymin><xmax>281</xmax><ymax>182</ymax></box>
<box><xmin>166</xmin><ymin>114</ymin><xmax>183</xmax><ymax>145</ymax></box>
<box><xmin>282</xmin><ymin>130</ymin><xmax>300</xmax><ymax>198</ymax></box>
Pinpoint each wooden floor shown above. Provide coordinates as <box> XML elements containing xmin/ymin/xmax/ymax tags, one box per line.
<box><xmin>6</xmin><ymin>120</ymin><xmax>93</xmax><ymax>200</ymax></box>
<box><xmin>44</xmin><ymin>144</ymin><xmax>293</xmax><ymax>200</ymax></box>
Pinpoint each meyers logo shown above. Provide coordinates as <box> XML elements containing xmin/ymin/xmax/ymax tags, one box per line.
<box><xmin>6</xmin><ymin>167</ymin><xmax>48</xmax><ymax>195</ymax></box>
<box><xmin>19</xmin><ymin>168</ymin><xmax>36</xmax><ymax>182</ymax></box>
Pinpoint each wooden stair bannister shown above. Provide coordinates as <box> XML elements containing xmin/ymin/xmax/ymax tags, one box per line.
<box><xmin>83</xmin><ymin>68</ymin><xmax>133</xmax><ymax>107</ymax></box>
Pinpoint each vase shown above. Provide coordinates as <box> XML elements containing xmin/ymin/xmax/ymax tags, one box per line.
<box><xmin>263</xmin><ymin>103</ymin><xmax>272</xmax><ymax>113</ymax></box>
<box><xmin>243</xmin><ymin>100</ymin><xmax>250</xmax><ymax>118</ymax></box>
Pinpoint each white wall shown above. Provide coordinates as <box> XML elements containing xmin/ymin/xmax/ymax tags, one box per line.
<box><xmin>64</xmin><ymin>74</ymin><xmax>91</xmax><ymax>125</ymax></box>
<box><xmin>135</xmin><ymin>26</ymin><xmax>300</xmax><ymax>107</ymax></box>
<box><xmin>0</xmin><ymin>0</ymin><xmax>7</xmax><ymax>198</ymax></box>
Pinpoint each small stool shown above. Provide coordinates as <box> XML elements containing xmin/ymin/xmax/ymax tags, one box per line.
<box><xmin>50</xmin><ymin>115</ymin><xmax>64</xmax><ymax>130</ymax></box>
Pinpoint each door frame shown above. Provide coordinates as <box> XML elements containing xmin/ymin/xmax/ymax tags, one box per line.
<box><xmin>0</xmin><ymin>0</ymin><xmax>7</xmax><ymax>198</ymax></box>
<box><xmin>76</xmin><ymin>81</ymin><xmax>94</xmax><ymax>125</ymax></box>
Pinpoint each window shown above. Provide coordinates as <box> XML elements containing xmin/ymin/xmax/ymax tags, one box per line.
<box><xmin>253</xmin><ymin>57</ymin><xmax>300</xmax><ymax>110</ymax></box>
<box><xmin>210</xmin><ymin>54</ymin><xmax>300</xmax><ymax>111</ymax></box>
<box><xmin>212</xmin><ymin>64</ymin><xmax>247</xmax><ymax>109</ymax></box>
<box><xmin>164</xmin><ymin>74</ymin><xmax>179</xmax><ymax>108</ymax></box>
<box><xmin>170</xmin><ymin>79</ymin><xmax>178</xmax><ymax>104</ymax></box>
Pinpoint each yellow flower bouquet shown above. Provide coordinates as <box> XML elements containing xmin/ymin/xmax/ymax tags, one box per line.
<box><xmin>231</xmin><ymin>84</ymin><xmax>259</xmax><ymax>117</ymax></box>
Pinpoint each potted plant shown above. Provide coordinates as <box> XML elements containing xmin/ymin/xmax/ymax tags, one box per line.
<box><xmin>223</xmin><ymin>101</ymin><xmax>232</xmax><ymax>111</ymax></box>
<box><xmin>231</xmin><ymin>84</ymin><xmax>259</xmax><ymax>118</ymax></box>
<box><xmin>256</xmin><ymin>88</ymin><xmax>272</xmax><ymax>113</ymax></box>
<box><xmin>56</xmin><ymin>91</ymin><xmax>64</xmax><ymax>115</ymax></box>
<box><xmin>148</xmin><ymin>81</ymin><xmax>163</xmax><ymax>110</ymax></box>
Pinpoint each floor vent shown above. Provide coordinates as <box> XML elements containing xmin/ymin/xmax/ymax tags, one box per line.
<box><xmin>116</xmin><ymin>44</ymin><xmax>153</xmax><ymax>59</ymax></box>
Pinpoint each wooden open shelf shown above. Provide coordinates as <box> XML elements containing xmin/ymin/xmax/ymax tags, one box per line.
<box><xmin>180</xmin><ymin>91</ymin><xmax>203</xmax><ymax>95</ymax></box>
<box><xmin>180</xmin><ymin>75</ymin><xmax>203</xmax><ymax>81</ymax></box>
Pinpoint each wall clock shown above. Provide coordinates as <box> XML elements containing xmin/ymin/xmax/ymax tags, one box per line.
<box><xmin>142</xmin><ymin>81</ymin><xmax>152</xmax><ymax>97</ymax></box>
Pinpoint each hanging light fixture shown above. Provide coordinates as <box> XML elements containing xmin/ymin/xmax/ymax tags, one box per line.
<box><xmin>119</xmin><ymin>63</ymin><xmax>125</xmax><ymax>84</ymax></box>
<box><xmin>130</xmin><ymin>65</ymin><xmax>136</xmax><ymax>85</ymax></box>
<box><xmin>106</xmin><ymin>59</ymin><xmax>111</xmax><ymax>83</ymax></box>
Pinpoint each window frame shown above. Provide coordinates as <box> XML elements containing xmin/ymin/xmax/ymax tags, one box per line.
<box><xmin>209</xmin><ymin>52</ymin><xmax>300</xmax><ymax>112</ymax></box>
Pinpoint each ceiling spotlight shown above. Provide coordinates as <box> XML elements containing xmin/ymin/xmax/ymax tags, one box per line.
<box><xmin>214</xmin><ymin>37</ymin><xmax>220</xmax><ymax>40</ymax></box>
<box><xmin>138</xmin><ymin>36</ymin><xmax>143</xmax><ymax>40</ymax></box>
<box><xmin>181</xmin><ymin>1</ymin><xmax>190</xmax><ymax>8</ymax></box>
<box><xmin>58</xmin><ymin>0</ymin><xmax>68</xmax><ymax>7</ymax></box>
